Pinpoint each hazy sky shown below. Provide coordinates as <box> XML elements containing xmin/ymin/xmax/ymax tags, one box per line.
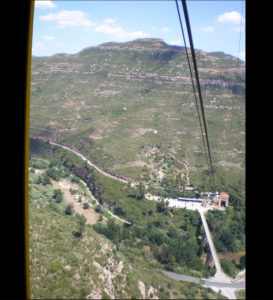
<box><xmin>32</xmin><ymin>0</ymin><xmax>245</xmax><ymax>61</ymax></box>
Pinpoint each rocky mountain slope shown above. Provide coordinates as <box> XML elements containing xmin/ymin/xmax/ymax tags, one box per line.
<box><xmin>30</xmin><ymin>38</ymin><xmax>245</xmax><ymax>187</ymax></box>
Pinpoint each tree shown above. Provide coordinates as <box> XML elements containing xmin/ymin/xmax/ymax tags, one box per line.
<box><xmin>53</xmin><ymin>189</ymin><xmax>64</xmax><ymax>203</ymax></box>
<box><xmin>95</xmin><ymin>205</ymin><xmax>101</xmax><ymax>213</ymax></box>
<box><xmin>69</xmin><ymin>187</ymin><xmax>77</xmax><ymax>195</ymax></box>
<box><xmin>220</xmin><ymin>229</ymin><xmax>235</xmax><ymax>252</ymax></box>
<box><xmin>65</xmin><ymin>203</ymin><xmax>74</xmax><ymax>215</ymax></box>
<box><xmin>105</xmin><ymin>219</ymin><xmax>120</xmax><ymax>241</ymax></box>
<box><xmin>77</xmin><ymin>214</ymin><xmax>87</xmax><ymax>237</ymax></box>
<box><xmin>83</xmin><ymin>202</ymin><xmax>89</xmax><ymax>209</ymax></box>
<box><xmin>156</xmin><ymin>199</ymin><xmax>169</xmax><ymax>213</ymax></box>
<box><xmin>41</xmin><ymin>173</ymin><xmax>51</xmax><ymax>185</ymax></box>
<box><xmin>135</xmin><ymin>180</ymin><xmax>146</xmax><ymax>199</ymax></box>
<box><xmin>167</xmin><ymin>255</ymin><xmax>176</xmax><ymax>271</ymax></box>
<box><xmin>220</xmin><ymin>258</ymin><xmax>237</xmax><ymax>278</ymax></box>
<box><xmin>239</xmin><ymin>255</ymin><xmax>245</xmax><ymax>269</ymax></box>
<box><xmin>46</xmin><ymin>167</ymin><xmax>61</xmax><ymax>181</ymax></box>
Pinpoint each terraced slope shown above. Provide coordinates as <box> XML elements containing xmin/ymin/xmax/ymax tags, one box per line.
<box><xmin>30</xmin><ymin>38</ymin><xmax>245</xmax><ymax>187</ymax></box>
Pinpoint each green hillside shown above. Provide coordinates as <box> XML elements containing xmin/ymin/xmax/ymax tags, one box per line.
<box><xmin>28</xmin><ymin>155</ymin><xmax>228</xmax><ymax>299</ymax></box>
<box><xmin>30</xmin><ymin>38</ymin><xmax>245</xmax><ymax>190</ymax></box>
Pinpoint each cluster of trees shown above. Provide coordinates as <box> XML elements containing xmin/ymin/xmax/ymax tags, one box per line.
<box><xmin>220</xmin><ymin>258</ymin><xmax>240</xmax><ymax>279</ymax></box>
<box><xmin>53</xmin><ymin>189</ymin><xmax>64</xmax><ymax>203</ymax></box>
<box><xmin>206</xmin><ymin>208</ymin><xmax>245</xmax><ymax>253</ymax></box>
<box><xmin>193</xmin><ymin>170</ymin><xmax>245</xmax><ymax>254</ymax></box>
<box><xmin>29</xmin><ymin>138</ymin><xmax>244</xmax><ymax>278</ymax></box>
<box><xmin>30</xmin><ymin>144</ymin><xmax>205</xmax><ymax>276</ymax></box>
<box><xmin>93</xmin><ymin>217</ymin><xmax>211</xmax><ymax>277</ymax></box>
<box><xmin>73</xmin><ymin>214</ymin><xmax>87</xmax><ymax>238</ymax></box>
<box><xmin>29</xmin><ymin>138</ymin><xmax>51</xmax><ymax>157</ymax></box>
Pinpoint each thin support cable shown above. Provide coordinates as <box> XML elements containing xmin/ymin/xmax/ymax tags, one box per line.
<box><xmin>175</xmin><ymin>0</ymin><xmax>210</xmax><ymax>170</ymax></box>
<box><xmin>228</xmin><ymin>0</ymin><xmax>245</xmax><ymax>149</ymax></box>
<box><xmin>237</xmin><ymin>0</ymin><xmax>244</xmax><ymax>67</ymax></box>
<box><xmin>181</xmin><ymin>0</ymin><xmax>215</xmax><ymax>187</ymax></box>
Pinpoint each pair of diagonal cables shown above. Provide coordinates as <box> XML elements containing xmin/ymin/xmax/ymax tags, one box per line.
<box><xmin>175</xmin><ymin>0</ymin><xmax>215</xmax><ymax>188</ymax></box>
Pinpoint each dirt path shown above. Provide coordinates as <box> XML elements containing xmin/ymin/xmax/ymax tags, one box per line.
<box><xmin>51</xmin><ymin>179</ymin><xmax>99</xmax><ymax>225</ymax></box>
<box><xmin>78</xmin><ymin>179</ymin><xmax>131</xmax><ymax>225</ymax></box>
<box><xmin>50</xmin><ymin>142</ymin><xmax>130</xmax><ymax>184</ymax></box>
<box><xmin>165</xmin><ymin>153</ymin><xmax>190</xmax><ymax>185</ymax></box>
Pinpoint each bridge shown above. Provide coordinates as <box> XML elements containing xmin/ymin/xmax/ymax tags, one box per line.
<box><xmin>154</xmin><ymin>203</ymin><xmax>245</xmax><ymax>299</ymax></box>
<box><xmin>48</xmin><ymin>141</ymin><xmax>245</xmax><ymax>298</ymax></box>
<box><xmin>197</xmin><ymin>207</ymin><xmax>245</xmax><ymax>298</ymax></box>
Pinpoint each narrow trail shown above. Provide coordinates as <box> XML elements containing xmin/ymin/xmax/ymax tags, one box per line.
<box><xmin>165</xmin><ymin>152</ymin><xmax>190</xmax><ymax>185</ymax></box>
<box><xmin>49</xmin><ymin>142</ymin><xmax>131</xmax><ymax>224</ymax></box>
<box><xmin>50</xmin><ymin>142</ymin><xmax>130</xmax><ymax>184</ymax></box>
<box><xmin>78</xmin><ymin>179</ymin><xmax>131</xmax><ymax>225</ymax></box>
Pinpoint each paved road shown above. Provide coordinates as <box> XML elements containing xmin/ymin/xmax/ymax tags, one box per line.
<box><xmin>198</xmin><ymin>207</ymin><xmax>221</xmax><ymax>272</ymax></box>
<box><xmin>204</xmin><ymin>281</ymin><xmax>245</xmax><ymax>289</ymax></box>
<box><xmin>198</xmin><ymin>207</ymin><xmax>234</xmax><ymax>284</ymax></box>
<box><xmin>159</xmin><ymin>209</ymin><xmax>245</xmax><ymax>299</ymax></box>
<box><xmin>160</xmin><ymin>270</ymin><xmax>245</xmax><ymax>299</ymax></box>
<box><xmin>160</xmin><ymin>270</ymin><xmax>245</xmax><ymax>289</ymax></box>
<box><xmin>160</xmin><ymin>270</ymin><xmax>200</xmax><ymax>283</ymax></box>
<box><xmin>50</xmin><ymin>141</ymin><xmax>245</xmax><ymax>299</ymax></box>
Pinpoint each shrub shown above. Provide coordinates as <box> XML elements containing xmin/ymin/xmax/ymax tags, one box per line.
<box><xmin>65</xmin><ymin>203</ymin><xmax>74</xmax><ymax>215</ymax></box>
<box><xmin>220</xmin><ymin>258</ymin><xmax>238</xmax><ymax>278</ymax></box>
<box><xmin>83</xmin><ymin>202</ymin><xmax>89</xmax><ymax>209</ymax></box>
<box><xmin>95</xmin><ymin>205</ymin><xmax>102</xmax><ymax>213</ymax></box>
<box><xmin>48</xmin><ymin>260</ymin><xmax>62</xmax><ymax>273</ymax></box>
<box><xmin>101</xmin><ymin>291</ymin><xmax>111</xmax><ymax>299</ymax></box>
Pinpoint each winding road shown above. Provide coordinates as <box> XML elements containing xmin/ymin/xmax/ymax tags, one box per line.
<box><xmin>50</xmin><ymin>142</ymin><xmax>129</xmax><ymax>183</ymax></box>
<box><xmin>159</xmin><ymin>270</ymin><xmax>245</xmax><ymax>299</ymax></box>
<box><xmin>49</xmin><ymin>141</ymin><xmax>245</xmax><ymax>299</ymax></box>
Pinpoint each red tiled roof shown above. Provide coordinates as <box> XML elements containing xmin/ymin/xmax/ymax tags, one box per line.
<box><xmin>220</xmin><ymin>193</ymin><xmax>229</xmax><ymax>199</ymax></box>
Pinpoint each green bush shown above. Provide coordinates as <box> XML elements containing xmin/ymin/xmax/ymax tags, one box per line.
<box><xmin>83</xmin><ymin>202</ymin><xmax>90</xmax><ymax>209</ymax></box>
<box><xmin>95</xmin><ymin>205</ymin><xmax>102</xmax><ymax>213</ymax></box>
<box><xmin>101</xmin><ymin>291</ymin><xmax>111</xmax><ymax>299</ymax></box>
<box><xmin>220</xmin><ymin>258</ymin><xmax>238</xmax><ymax>278</ymax></box>
<box><xmin>48</xmin><ymin>260</ymin><xmax>62</xmax><ymax>273</ymax></box>
<box><xmin>65</xmin><ymin>203</ymin><xmax>74</xmax><ymax>215</ymax></box>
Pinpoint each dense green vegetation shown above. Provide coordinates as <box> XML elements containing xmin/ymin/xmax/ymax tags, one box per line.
<box><xmin>219</xmin><ymin>258</ymin><xmax>239</xmax><ymax>279</ymax></box>
<box><xmin>29</xmin><ymin>39</ymin><xmax>245</xmax><ymax>298</ymax></box>
<box><xmin>235</xmin><ymin>289</ymin><xmax>246</xmax><ymax>299</ymax></box>
<box><xmin>30</xmin><ymin>138</ymin><xmax>245</xmax><ymax>282</ymax></box>
<box><xmin>30</xmin><ymin>39</ymin><xmax>245</xmax><ymax>188</ymax></box>
<box><xmin>28</xmin><ymin>155</ymin><xmax>227</xmax><ymax>299</ymax></box>
<box><xmin>205</xmin><ymin>204</ymin><xmax>245</xmax><ymax>254</ymax></box>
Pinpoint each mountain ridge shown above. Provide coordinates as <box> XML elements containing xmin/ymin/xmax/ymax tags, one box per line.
<box><xmin>30</xmin><ymin>38</ymin><xmax>245</xmax><ymax>189</ymax></box>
